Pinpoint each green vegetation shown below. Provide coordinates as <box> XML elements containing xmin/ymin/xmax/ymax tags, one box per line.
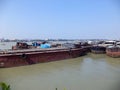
<box><xmin>0</xmin><ymin>82</ymin><xmax>10</xmax><ymax>90</ymax></box>
<box><xmin>0</xmin><ymin>83</ymin><xmax>68</xmax><ymax>90</ymax></box>
<box><xmin>56</xmin><ymin>88</ymin><xmax>67</xmax><ymax>90</ymax></box>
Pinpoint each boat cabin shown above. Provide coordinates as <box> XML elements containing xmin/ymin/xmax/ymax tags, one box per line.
<box><xmin>98</xmin><ymin>40</ymin><xmax>116</xmax><ymax>47</ymax></box>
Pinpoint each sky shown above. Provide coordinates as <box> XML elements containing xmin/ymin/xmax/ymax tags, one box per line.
<box><xmin>0</xmin><ymin>0</ymin><xmax>120</xmax><ymax>39</ymax></box>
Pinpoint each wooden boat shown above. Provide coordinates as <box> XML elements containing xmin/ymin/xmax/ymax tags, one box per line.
<box><xmin>91</xmin><ymin>46</ymin><xmax>106</xmax><ymax>54</ymax></box>
<box><xmin>106</xmin><ymin>46</ymin><xmax>120</xmax><ymax>58</ymax></box>
<box><xmin>0</xmin><ymin>47</ymin><xmax>86</xmax><ymax>68</ymax></box>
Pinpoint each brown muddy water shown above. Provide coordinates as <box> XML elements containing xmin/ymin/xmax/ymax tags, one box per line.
<box><xmin>0</xmin><ymin>53</ymin><xmax>120</xmax><ymax>90</ymax></box>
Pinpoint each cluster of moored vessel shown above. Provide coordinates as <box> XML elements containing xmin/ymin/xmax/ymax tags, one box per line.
<box><xmin>90</xmin><ymin>40</ymin><xmax>120</xmax><ymax>57</ymax></box>
<box><xmin>0</xmin><ymin>40</ymin><xmax>119</xmax><ymax>68</ymax></box>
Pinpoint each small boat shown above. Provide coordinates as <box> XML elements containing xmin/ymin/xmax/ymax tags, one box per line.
<box><xmin>106</xmin><ymin>45</ymin><xmax>120</xmax><ymax>58</ymax></box>
<box><xmin>91</xmin><ymin>40</ymin><xmax>117</xmax><ymax>54</ymax></box>
<box><xmin>99</xmin><ymin>40</ymin><xmax>116</xmax><ymax>47</ymax></box>
<box><xmin>91</xmin><ymin>46</ymin><xmax>106</xmax><ymax>54</ymax></box>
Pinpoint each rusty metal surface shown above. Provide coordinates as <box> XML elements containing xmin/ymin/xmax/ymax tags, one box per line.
<box><xmin>0</xmin><ymin>48</ymin><xmax>86</xmax><ymax>68</ymax></box>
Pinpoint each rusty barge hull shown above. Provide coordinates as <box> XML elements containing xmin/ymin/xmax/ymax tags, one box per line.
<box><xmin>106</xmin><ymin>50</ymin><xmax>120</xmax><ymax>58</ymax></box>
<box><xmin>106</xmin><ymin>47</ymin><xmax>120</xmax><ymax>58</ymax></box>
<box><xmin>0</xmin><ymin>48</ymin><xmax>85</xmax><ymax>68</ymax></box>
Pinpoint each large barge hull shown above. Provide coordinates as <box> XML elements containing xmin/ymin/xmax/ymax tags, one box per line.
<box><xmin>0</xmin><ymin>48</ymin><xmax>85</xmax><ymax>68</ymax></box>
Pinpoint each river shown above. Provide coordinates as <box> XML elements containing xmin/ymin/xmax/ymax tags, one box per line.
<box><xmin>0</xmin><ymin>42</ymin><xmax>120</xmax><ymax>90</ymax></box>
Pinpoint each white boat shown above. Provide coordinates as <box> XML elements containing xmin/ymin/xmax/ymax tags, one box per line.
<box><xmin>98</xmin><ymin>40</ymin><xmax>116</xmax><ymax>47</ymax></box>
<box><xmin>116</xmin><ymin>42</ymin><xmax>120</xmax><ymax>46</ymax></box>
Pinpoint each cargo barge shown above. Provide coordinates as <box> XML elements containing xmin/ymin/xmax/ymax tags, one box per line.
<box><xmin>0</xmin><ymin>47</ymin><xmax>86</xmax><ymax>68</ymax></box>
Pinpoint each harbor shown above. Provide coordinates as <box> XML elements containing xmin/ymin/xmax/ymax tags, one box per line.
<box><xmin>0</xmin><ymin>40</ymin><xmax>120</xmax><ymax>68</ymax></box>
<box><xmin>0</xmin><ymin>0</ymin><xmax>120</xmax><ymax>89</ymax></box>
<box><xmin>0</xmin><ymin>42</ymin><xmax>120</xmax><ymax>90</ymax></box>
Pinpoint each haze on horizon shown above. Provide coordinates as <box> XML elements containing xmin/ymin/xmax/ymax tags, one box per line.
<box><xmin>0</xmin><ymin>0</ymin><xmax>120</xmax><ymax>40</ymax></box>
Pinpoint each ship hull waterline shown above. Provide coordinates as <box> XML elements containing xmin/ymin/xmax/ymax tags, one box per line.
<box><xmin>0</xmin><ymin>48</ymin><xmax>86</xmax><ymax>68</ymax></box>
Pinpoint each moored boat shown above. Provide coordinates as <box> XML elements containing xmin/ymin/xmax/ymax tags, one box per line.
<box><xmin>91</xmin><ymin>40</ymin><xmax>117</xmax><ymax>54</ymax></box>
<box><xmin>106</xmin><ymin>46</ymin><xmax>120</xmax><ymax>58</ymax></box>
<box><xmin>98</xmin><ymin>40</ymin><xmax>116</xmax><ymax>47</ymax></box>
<box><xmin>0</xmin><ymin>46</ymin><xmax>86</xmax><ymax>68</ymax></box>
<box><xmin>91</xmin><ymin>46</ymin><xmax>106</xmax><ymax>54</ymax></box>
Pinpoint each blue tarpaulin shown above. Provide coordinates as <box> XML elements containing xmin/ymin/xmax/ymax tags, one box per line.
<box><xmin>40</xmin><ymin>44</ymin><xmax>51</xmax><ymax>48</ymax></box>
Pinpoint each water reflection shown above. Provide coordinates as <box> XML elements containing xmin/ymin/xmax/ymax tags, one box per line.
<box><xmin>87</xmin><ymin>53</ymin><xmax>106</xmax><ymax>60</ymax></box>
<box><xmin>105</xmin><ymin>56</ymin><xmax>120</xmax><ymax>67</ymax></box>
<box><xmin>0</xmin><ymin>53</ymin><xmax>120</xmax><ymax>90</ymax></box>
